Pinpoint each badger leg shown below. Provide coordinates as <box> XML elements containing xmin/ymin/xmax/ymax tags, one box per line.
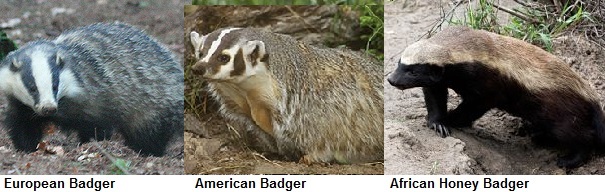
<box><xmin>550</xmin><ymin>119</ymin><xmax>592</xmax><ymax>168</ymax></box>
<box><xmin>4</xmin><ymin>100</ymin><xmax>47</xmax><ymax>152</ymax></box>
<box><xmin>423</xmin><ymin>86</ymin><xmax>450</xmax><ymax>137</ymax></box>
<box><xmin>120</xmin><ymin>113</ymin><xmax>180</xmax><ymax>156</ymax></box>
<box><xmin>69</xmin><ymin>121</ymin><xmax>114</xmax><ymax>143</ymax></box>
<box><xmin>557</xmin><ymin>148</ymin><xmax>590</xmax><ymax>168</ymax></box>
<box><xmin>445</xmin><ymin>98</ymin><xmax>490</xmax><ymax>128</ymax></box>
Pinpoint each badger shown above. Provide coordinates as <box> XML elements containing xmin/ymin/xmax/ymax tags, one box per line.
<box><xmin>0</xmin><ymin>22</ymin><xmax>184</xmax><ymax>156</ymax></box>
<box><xmin>387</xmin><ymin>26</ymin><xmax>605</xmax><ymax>168</ymax></box>
<box><xmin>189</xmin><ymin>28</ymin><xmax>383</xmax><ymax>164</ymax></box>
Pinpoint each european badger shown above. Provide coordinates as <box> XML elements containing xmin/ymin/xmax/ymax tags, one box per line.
<box><xmin>189</xmin><ymin>28</ymin><xmax>383</xmax><ymax>164</ymax></box>
<box><xmin>387</xmin><ymin>26</ymin><xmax>605</xmax><ymax>168</ymax></box>
<box><xmin>0</xmin><ymin>23</ymin><xmax>184</xmax><ymax>156</ymax></box>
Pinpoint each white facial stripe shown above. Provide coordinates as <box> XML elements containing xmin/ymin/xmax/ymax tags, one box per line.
<box><xmin>201</xmin><ymin>28</ymin><xmax>240</xmax><ymax>62</ymax></box>
<box><xmin>58</xmin><ymin>69</ymin><xmax>81</xmax><ymax>98</ymax></box>
<box><xmin>0</xmin><ymin>67</ymin><xmax>35</xmax><ymax>107</ymax></box>
<box><xmin>30</xmin><ymin>50</ymin><xmax>56</xmax><ymax>107</ymax></box>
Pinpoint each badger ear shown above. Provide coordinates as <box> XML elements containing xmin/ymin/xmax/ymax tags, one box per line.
<box><xmin>56</xmin><ymin>52</ymin><xmax>64</xmax><ymax>68</ymax></box>
<box><xmin>9</xmin><ymin>58</ymin><xmax>21</xmax><ymax>71</ymax></box>
<box><xmin>242</xmin><ymin>40</ymin><xmax>267</xmax><ymax>64</ymax></box>
<box><xmin>190</xmin><ymin>31</ymin><xmax>205</xmax><ymax>59</ymax></box>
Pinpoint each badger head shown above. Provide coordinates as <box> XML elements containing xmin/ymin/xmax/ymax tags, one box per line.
<box><xmin>189</xmin><ymin>28</ymin><xmax>269</xmax><ymax>83</ymax></box>
<box><xmin>387</xmin><ymin>39</ymin><xmax>447</xmax><ymax>90</ymax></box>
<box><xmin>0</xmin><ymin>41</ymin><xmax>80</xmax><ymax>116</ymax></box>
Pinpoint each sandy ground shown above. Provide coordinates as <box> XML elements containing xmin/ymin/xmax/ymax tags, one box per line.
<box><xmin>0</xmin><ymin>0</ymin><xmax>186</xmax><ymax>175</ymax></box>
<box><xmin>384</xmin><ymin>0</ymin><xmax>605</xmax><ymax>175</ymax></box>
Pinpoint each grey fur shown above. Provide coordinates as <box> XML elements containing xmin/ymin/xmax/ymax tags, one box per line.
<box><xmin>0</xmin><ymin>22</ymin><xmax>183</xmax><ymax>156</ymax></box>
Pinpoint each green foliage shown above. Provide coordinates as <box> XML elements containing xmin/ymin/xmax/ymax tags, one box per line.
<box><xmin>450</xmin><ymin>0</ymin><xmax>591</xmax><ymax>52</ymax></box>
<box><xmin>450</xmin><ymin>0</ymin><xmax>499</xmax><ymax>33</ymax></box>
<box><xmin>0</xmin><ymin>30</ymin><xmax>17</xmax><ymax>60</ymax></box>
<box><xmin>192</xmin><ymin>0</ymin><xmax>382</xmax><ymax>5</ymax></box>
<box><xmin>358</xmin><ymin>5</ymin><xmax>383</xmax><ymax>60</ymax></box>
<box><xmin>109</xmin><ymin>158</ymin><xmax>131</xmax><ymax>175</ymax></box>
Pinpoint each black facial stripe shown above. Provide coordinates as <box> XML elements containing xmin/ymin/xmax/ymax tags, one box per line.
<box><xmin>49</xmin><ymin>55</ymin><xmax>61</xmax><ymax>98</ymax></box>
<box><xmin>20</xmin><ymin>62</ymin><xmax>39</xmax><ymax>105</ymax></box>
<box><xmin>231</xmin><ymin>49</ymin><xmax>245</xmax><ymax>76</ymax></box>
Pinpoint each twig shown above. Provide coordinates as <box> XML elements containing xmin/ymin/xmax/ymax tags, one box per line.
<box><xmin>488</xmin><ymin>2</ymin><xmax>541</xmax><ymax>24</ymax></box>
<box><xmin>252</xmin><ymin>152</ymin><xmax>283</xmax><ymax>167</ymax></box>
<box><xmin>11</xmin><ymin>165</ymin><xmax>22</xmax><ymax>175</ymax></box>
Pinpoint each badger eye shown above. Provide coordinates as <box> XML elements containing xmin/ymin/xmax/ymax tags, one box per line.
<box><xmin>217</xmin><ymin>54</ymin><xmax>230</xmax><ymax>63</ymax></box>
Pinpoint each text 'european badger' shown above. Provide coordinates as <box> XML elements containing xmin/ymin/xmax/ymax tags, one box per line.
<box><xmin>387</xmin><ymin>26</ymin><xmax>605</xmax><ymax>168</ymax></box>
<box><xmin>190</xmin><ymin>28</ymin><xmax>383</xmax><ymax>164</ymax></box>
<box><xmin>0</xmin><ymin>23</ymin><xmax>184</xmax><ymax>156</ymax></box>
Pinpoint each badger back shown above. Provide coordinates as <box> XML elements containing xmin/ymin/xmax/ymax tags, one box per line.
<box><xmin>57</xmin><ymin>23</ymin><xmax>182</xmax><ymax>100</ymax></box>
<box><xmin>401</xmin><ymin>26</ymin><xmax>599</xmax><ymax>102</ymax></box>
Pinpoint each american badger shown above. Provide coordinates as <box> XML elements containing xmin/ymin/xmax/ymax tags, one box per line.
<box><xmin>190</xmin><ymin>28</ymin><xmax>383</xmax><ymax>164</ymax></box>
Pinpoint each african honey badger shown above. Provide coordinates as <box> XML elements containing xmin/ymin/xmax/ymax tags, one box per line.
<box><xmin>0</xmin><ymin>23</ymin><xmax>184</xmax><ymax>156</ymax></box>
<box><xmin>189</xmin><ymin>28</ymin><xmax>383</xmax><ymax>164</ymax></box>
<box><xmin>387</xmin><ymin>26</ymin><xmax>605</xmax><ymax>168</ymax></box>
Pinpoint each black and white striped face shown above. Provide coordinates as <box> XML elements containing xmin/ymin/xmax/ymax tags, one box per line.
<box><xmin>190</xmin><ymin>28</ymin><xmax>269</xmax><ymax>83</ymax></box>
<box><xmin>0</xmin><ymin>41</ymin><xmax>81</xmax><ymax>116</ymax></box>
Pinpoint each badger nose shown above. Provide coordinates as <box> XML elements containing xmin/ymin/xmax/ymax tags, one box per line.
<box><xmin>191</xmin><ymin>63</ymin><xmax>206</xmax><ymax>76</ymax></box>
<box><xmin>36</xmin><ymin>104</ymin><xmax>57</xmax><ymax>116</ymax></box>
<box><xmin>40</xmin><ymin>106</ymin><xmax>57</xmax><ymax>116</ymax></box>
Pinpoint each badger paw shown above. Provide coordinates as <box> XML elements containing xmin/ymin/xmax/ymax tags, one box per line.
<box><xmin>298</xmin><ymin>155</ymin><xmax>330</xmax><ymax>166</ymax></box>
<box><xmin>429</xmin><ymin>123</ymin><xmax>450</xmax><ymax>138</ymax></box>
<box><xmin>556</xmin><ymin>150</ymin><xmax>589</xmax><ymax>169</ymax></box>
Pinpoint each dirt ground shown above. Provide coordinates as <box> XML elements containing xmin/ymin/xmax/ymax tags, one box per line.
<box><xmin>0</xmin><ymin>0</ymin><xmax>186</xmax><ymax>175</ymax></box>
<box><xmin>384</xmin><ymin>0</ymin><xmax>605</xmax><ymax>175</ymax></box>
<box><xmin>183</xmin><ymin>6</ymin><xmax>384</xmax><ymax>175</ymax></box>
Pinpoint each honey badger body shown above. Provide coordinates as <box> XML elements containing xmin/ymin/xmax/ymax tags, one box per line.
<box><xmin>0</xmin><ymin>23</ymin><xmax>184</xmax><ymax>156</ymax></box>
<box><xmin>387</xmin><ymin>26</ymin><xmax>605</xmax><ymax>168</ymax></box>
<box><xmin>190</xmin><ymin>28</ymin><xmax>383</xmax><ymax>164</ymax></box>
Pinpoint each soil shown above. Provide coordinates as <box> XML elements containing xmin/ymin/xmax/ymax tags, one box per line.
<box><xmin>384</xmin><ymin>0</ymin><xmax>605</xmax><ymax>175</ymax></box>
<box><xmin>0</xmin><ymin>0</ymin><xmax>185</xmax><ymax>175</ymax></box>
<box><xmin>183</xmin><ymin>6</ymin><xmax>384</xmax><ymax>175</ymax></box>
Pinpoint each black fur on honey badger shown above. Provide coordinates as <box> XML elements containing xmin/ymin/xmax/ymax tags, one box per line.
<box><xmin>388</xmin><ymin>60</ymin><xmax>605</xmax><ymax>168</ymax></box>
<box><xmin>0</xmin><ymin>23</ymin><xmax>183</xmax><ymax>156</ymax></box>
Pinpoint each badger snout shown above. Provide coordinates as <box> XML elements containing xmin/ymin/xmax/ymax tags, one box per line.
<box><xmin>386</xmin><ymin>72</ymin><xmax>400</xmax><ymax>87</ymax></box>
<box><xmin>191</xmin><ymin>63</ymin><xmax>206</xmax><ymax>76</ymax></box>
<box><xmin>35</xmin><ymin>102</ymin><xmax>58</xmax><ymax>116</ymax></box>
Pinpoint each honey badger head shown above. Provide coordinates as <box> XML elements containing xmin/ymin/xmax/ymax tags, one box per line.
<box><xmin>387</xmin><ymin>39</ymin><xmax>450</xmax><ymax>90</ymax></box>
<box><xmin>0</xmin><ymin>41</ymin><xmax>81</xmax><ymax>116</ymax></box>
<box><xmin>190</xmin><ymin>28</ymin><xmax>269</xmax><ymax>83</ymax></box>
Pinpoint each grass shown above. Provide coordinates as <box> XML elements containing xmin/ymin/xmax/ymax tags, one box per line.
<box><xmin>449</xmin><ymin>0</ymin><xmax>592</xmax><ymax>52</ymax></box>
<box><xmin>359</xmin><ymin>5</ymin><xmax>384</xmax><ymax>60</ymax></box>
<box><xmin>0</xmin><ymin>30</ymin><xmax>18</xmax><ymax>60</ymax></box>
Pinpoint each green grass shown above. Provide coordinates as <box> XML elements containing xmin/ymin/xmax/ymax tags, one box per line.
<box><xmin>109</xmin><ymin>158</ymin><xmax>131</xmax><ymax>175</ymax></box>
<box><xmin>359</xmin><ymin>5</ymin><xmax>384</xmax><ymax>61</ymax></box>
<box><xmin>450</xmin><ymin>0</ymin><xmax>591</xmax><ymax>52</ymax></box>
<box><xmin>192</xmin><ymin>0</ymin><xmax>382</xmax><ymax>5</ymax></box>
<box><xmin>0</xmin><ymin>30</ymin><xmax>17</xmax><ymax>60</ymax></box>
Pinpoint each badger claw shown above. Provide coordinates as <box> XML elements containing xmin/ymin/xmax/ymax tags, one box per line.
<box><xmin>430</xmin><ymin>123</ymin><xmax>450</xmax><ymax>138</ymax></box>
